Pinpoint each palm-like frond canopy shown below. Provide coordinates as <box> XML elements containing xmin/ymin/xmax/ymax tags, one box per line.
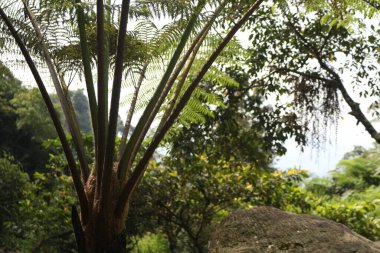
<box><xmin>0</xmin><ymin>0</ymin><xmax>266</xmax><ymax>251</ymax></box>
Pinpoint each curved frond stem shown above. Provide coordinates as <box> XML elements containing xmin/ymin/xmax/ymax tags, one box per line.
<box><xmin>155</xmin><ymin>25</ymin><xmax>208</xmax><ymax>134</ymax></box>
<box><xmin>154</xmin><ymin>0</ymin><xmax>237</xmax><ymax>133</ymax></box>
<box><xmin>0</xmin><ymin>6</ymin><xmax>89</xmax><ymax>222</ymax></box>
<box><xmin>75</xmin><ymin>0</ymin><xmax>98</xmax><ymax>144</ymax></box>
<box><xmin>115</xmin><ymin>0</ymin><xmax>266</xmax><ymax>216</ymax></box>
<box><xmin>118</xmin><ymin>62</ymin><xmax>149</xmax><ymax>162</ymax></box>
<box><xmin>100</xmin><ymin>0</ymin><xmax>131</xmax><ymax>215</ymax></box>
<box><xmin>117</xmin><ymin>0</ymin><xmax>207</xmax><ymax>180</ymax></box>
<box><xmin>60</xmin><ymin>75</ymin><xmax>90</xmax><ymax>180</ymax></box>
<box><xmin>104</xmin><ymin>0</ymin><xmax>111</xmax><ymax>134</ymax></box>
<box><xmin>23</xmin><ymin>1</ymin><xmax>89</xmax><ymax>181</ymax></box>
<box><xmin>155</xmin><ymin>1</ymin><xmax>231</xmax><ymax>134</ymax></box>
<box><xmin>96</xmin><ymin>0</ymin><xmax>106</xmax><ymax>196</ymax></box>
<box><xmin>71</xmin><ymin>205</ymin><xmax>86</xmax><ymax>253</ymax></box>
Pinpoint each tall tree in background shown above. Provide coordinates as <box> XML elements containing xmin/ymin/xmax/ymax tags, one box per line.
<box><xmin>245</xmin><ymin>0</ymin><xmax>380</xmax><ymax>146</ymax></box>
<box><xmin>71</xmin><ymin>89</ymin><xmax>124</xmax><ymax>135</ymax></box>
<box><xmin>0</xmin><ymin>62</ymin><xmax>51</xmax><ymax>172</ymax></box>
<box><xmin>71</xmin><ymin>89</ymin><xmax>92</xmax><ymax>134</ymax></box>
<box><xmin>0</xmin><ymin>0</ymin><xmax>265</xmax><ymax>251</ymax></box>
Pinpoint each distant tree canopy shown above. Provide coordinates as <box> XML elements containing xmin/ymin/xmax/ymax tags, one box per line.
<box><xmin>71</xmin><ymin>89</ymin><xmax>92</xmax><ymax>134</ymax></box>
<box><xmin>0</xmin><ymin>62</ymin><xmax>109</xmax><ymax>173</ymax></box>
<box><xmin>0</xmin><ymin>155</ymin><xmax>29</xmax><ymax>241</ymax></box>
<box><xmin>0</xmin><ymin>62</ymin><xmax>51</xmax><ymax>172</ymax></box>
<box><xmin>305</xmin><ymin>144</ymin><xmax>380</xmax><ymax>240</ymax></box>
<box><xmin>307</xmin><ymin>145</ymin><xmax>380</xmax><ymax>196</ymax></box>
<box><xmin>0</xmin><ymin>151</ymin><xmax>77</xmax><ymax>252</ymax></box>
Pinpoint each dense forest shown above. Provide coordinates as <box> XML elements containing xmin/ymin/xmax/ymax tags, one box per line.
<box><xmin>0</xmin><ymin>0</ymin><xmax>380</xmax><ymax>252</ymax></box>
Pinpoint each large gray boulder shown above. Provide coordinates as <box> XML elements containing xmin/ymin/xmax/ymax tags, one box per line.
<box><xmin>209</xmin><ymin>207</ymin><xmax>380</xmax><ymax>253</ymax></box>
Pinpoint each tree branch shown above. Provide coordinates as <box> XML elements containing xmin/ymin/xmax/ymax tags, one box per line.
<box><xmin>322</xmin><ymin>66</ymin><xmax>380</xmax><ymax>144</ymax></box>
<box><xmin>287</xmin><ymin>12</ymin><xmax>380</xmax><ymax>144</ymax></box>
<box><xmin>275</xmin><ymin>67</ymin><xmax>333</xmax><ymax>83</ymax></box>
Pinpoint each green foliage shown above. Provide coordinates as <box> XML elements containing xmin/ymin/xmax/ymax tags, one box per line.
<box><xmin>169</xmin><ymin>66</ymin><xmax>307</xmax><ymax>166</ymax></box>
<box><xmin>350</xmin><ymin>186</ymin><xmax>380</xmax><ymax>204</ymax></box>
<box><xmin>248</xmin><ymin>168</ymin><xmax>311</xmax><ymax>213</ymax></box>
<box><xmin>312</xmin><ymin>200</ymin><xmax>380</xmax><ymax>240</ymax></box>
<box><xmin>0</xmin><ymin>62</ymin><xmax>50</xmax><ymax>172</ymax></box>
<box><xmin>124</xmin><ymin>67</ymin><xmax>312</xmax><ymax>252</ymax></box>
<box><xmin>305</xmin><ymin>145</ymin><xmax>380</xmax><ymax>240</ymax></box>
<box><xmin>131</xmin><ymin>232</ymin><xmax>169</xmax><ymax>253</ymax></box>
<box><xmin>0</xmin><ymin>154</ymin><xmax>29</xmax><ymax>249</ymax></box>
<box><xmin>3</xmin><ymin>148</ymin><xmax>77</xmax><ymax>252</ymax></box>
<box><xmin>332</xmin><ymin>157</ymin><xmax>380</xmax><ymax>193</ymax></box>
<box><xmin>307</xmin><ymin>145</ymin><xmax>380</xmax><ymax>196</ymax></box>
<box><xmin>173</xmin><ymin>39</ymin><xmax>245</xmax><ymax>127</ymax></box>
<box><xmin>71</xmin><ymin>89</ymin><xmax>92</xmax><ymax>134</ymax></box>
<box><xmin>304</xmin><ymin>177</ymin><xmax>336</xmax><ymax>196</ymax></box>
<box><xmin>304</xmin><ymin>0</ymin><xmax>379</xmax><ymax>27</ymax></box>
<box><xmin>11</xmin><ymin>88</ymin><xmax>58</xmax><ymax>142</ymax></box>
<box><xmin>128</xmin><ymin>155</ymin><xmax>310</xmax><ymax>252</ymax></box>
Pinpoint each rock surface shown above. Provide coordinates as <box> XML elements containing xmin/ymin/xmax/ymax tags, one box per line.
<box><xmin>209</xmin><ymin>207</ymin><xmax>380</xmax><ymax>253</ymax></box>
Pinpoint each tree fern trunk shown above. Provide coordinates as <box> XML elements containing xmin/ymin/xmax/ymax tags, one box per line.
<box><xmin>74</xmin><ymin>167</ymin><xmax>130</xmax><ymax>253</ymax></box>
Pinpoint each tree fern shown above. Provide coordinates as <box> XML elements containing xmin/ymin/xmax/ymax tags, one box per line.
<box><xmin>0</xmin><ymin>0</ymin><xmax>266</xmax><ymax>250</ymax></box>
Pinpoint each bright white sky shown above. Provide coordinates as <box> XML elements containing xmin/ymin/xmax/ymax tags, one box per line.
<box><xmin>275</xmin><ymin>114</ymin><xmax>376</xmax><ymax>176</ymax></box>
